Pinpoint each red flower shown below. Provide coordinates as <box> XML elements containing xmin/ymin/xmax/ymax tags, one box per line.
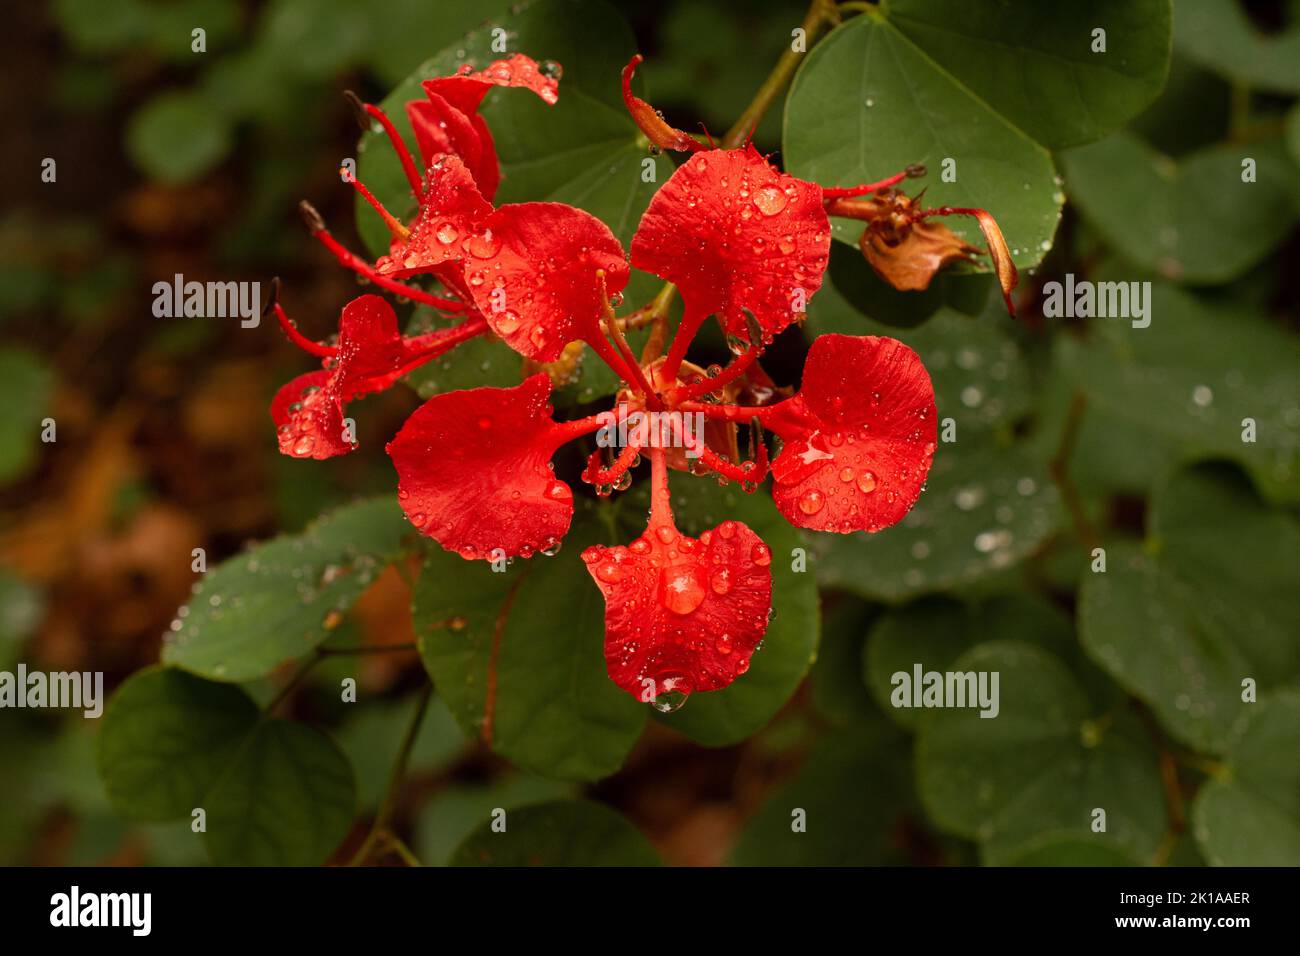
<box><xmin>277</xmin><ymin>52</ymin><xmax>963</xmax><ymax>710</ymax></box>
<box><xmin>271</xmin><ymin>293</ymin><xmax>484</xmax><ymax>459</ymax></box>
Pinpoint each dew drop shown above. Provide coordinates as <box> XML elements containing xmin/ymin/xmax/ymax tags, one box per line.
<box><xmin>798</xmin><ymin>490</ymin><xmax>825</xmax><ymax>514</ymax></box>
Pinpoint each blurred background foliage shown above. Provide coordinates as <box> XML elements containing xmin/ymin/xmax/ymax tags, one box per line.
<box><xmin>0</xmin><ymin>0</ymin><xmax>1297</xmax><ymax>866</ymax></box>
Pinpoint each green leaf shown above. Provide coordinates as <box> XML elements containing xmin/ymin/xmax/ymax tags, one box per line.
<box><xmin>813</xmin><ymin>442</ymin><xmax>1060</xmax><ymax>602</ymax></box>
<box><xmin>355</xmin><ymin>0</ymin><xmax>671</xmax><ymax>258</ymax></box>
<box><xmin>413</xmin><ymin>500</ymin><xmax>645</xmax><ymax>781</ymax></box>
<box><xmin>202</xmin><ymin>720</ymin><xmax>356</xmax><ymax>866</ymax></box>
<box><xmin>162</xmin><ymin>497</ymin><xmax>411</xmax><ymax>682</ymax></box>
<box><xmin>126</xmin><ymin>91</ymin><xmax>233</xmax><ymax>184</ymax></box>
<box><xmin>0</xmin><ymin>348</ymin><xmax>53</xmax><ymax>484</ymax></box>
<box><xmin>98</xmin><ymin>667</ymin><xmax>258</xmax><ymax>820</ymax></box>
<box><xmin>403</xmin><ymin>307</ymin><xmax>523</xmax><ymax>399</ymax></box>
<box><xmin>450</xmin><ymin>799</ymin><xmax>659</xmax><ymax>865</ymax></box>
<box><xmin>1192</xmin><ymin>691</ymin><xmax>1300</xmax><ymax>865</ymax></box>
<box><xmin>728</xmin><ymin>720</ymin><xmax>914</xmax><ymax>866</ymax></box>
<box><xmin>916</xmin><ymin>642</ymin><xmax>1167</xmax><ymax>865</ymax></box>
<box><xmin>1175</xmin><ymin>0</ymin><xmax>1300</xmax><ymax>94</ymax></box>
<box><xmin>629</xmin><ymin>473</ymin><xmax>821</xmax><ymax>746</ymax></box>
<box><xmin>1054</xmin><ymin>282</ymin><xmax>1300</xmax><ymax>504</ymax></box>
<box><xmin>883</xmin><ymin>0</ymin><xmax>1172</xmax><ymax>149</ymax></box>
<box><xmin>97</xmin><ymin>667</ymin><xmax>356</xmax><ymax>865</ymax></box>
<box><xmin>864</xmin><ymin>593</ymin><xmax>1073</xmax><ymax>730</ymax></box>
<box><xmin>808</xmin><ymin>597</ymin><xmax>878</xmax><ymax>727</ymax></box>
<box><xmin>787</xmin><ymin>7</ymin><xmax>1079</xmax><ymax>271</ymax></box>
<box><xmin>1079</xmin><ymin>463</ymin><xmax>1300</xmax><ymax>753</ymax></box>
<box><xmin>1061</xmin><ymin>133</ymin><xmax>1298</xmax><ymax>284</ymax></box>
<box><xmin>415</xmin><ymin>774</ymin><xmax>573</xmax><ymax>866</ymax></box>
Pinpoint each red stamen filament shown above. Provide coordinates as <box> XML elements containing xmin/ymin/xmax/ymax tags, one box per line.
<box><xmin>307</xmin><ymin>222</ymin><xmax>467</xmax><ymax>313</ymax></box>
<box><xmin>346</xmin><ymin>174</ymin><xmax>410</xmax><ymax>240</ymax></box>
<box><xmin>364</xmin><ymin>102</ymin><xmax>423</xmax><ymax>199</ymax></box>
<box><xmin>669</xmin><ymin>340</ymin><xmax>762</xmax><ymax>403</ymax></box>
<box><xmin>585</xmin><ymin>440</ymin><xmax>643</xmax><ymax>486</ymax></box>
<box><xmin>274</xmin><ymin>303</ymin><xmax>336</xmax><ymax>358</ymax></box>
<box><xmin>822</xmin><ymin>164</ymin><xmax>924</xmax><ymax>201</ymax></box>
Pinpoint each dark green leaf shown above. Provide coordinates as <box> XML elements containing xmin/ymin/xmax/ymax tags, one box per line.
<box><xmin>1078</xmin><ymin>464</ymin><xmax>1300</xmax><ymax>753</ymax></box>
<box><xmin>1054</xmin><ymin>283</ymin><xmax>1300</xmax><ymax>504</ymax></box>
<box><xmin>0</xmin><ymin>348</ymin><xmax>53</xmax><ymax>484</ymax></box>
<box><xmin>97</xmin><ymin>667</ymin><xmax>357</xmax><ymax>865</ymax></box>
<box><xmin>162</xmin><ymin>497</ymin><xmax>411</xmax><ymax>682</ymax></box>
<box><xmin>813</xmin><ymin>442</ymin><xmax>1060</xmax><ymax>602</ymax></box>
<box><xmin>916</xmin><ymin>642</ymin><xmax>1166</xmax><ymax>864</ymax></box>
<box><xmin>865</xmin><ymin>593</ymin><xmax>1073</xmax><ymax>730</ymax></box>
<box><xmin>126</xmin><ymin>91</ymin><xmax>233</xmax><ymax>184</ymax></box>
<box><xmin>450</xmin><ymin>799</ymin><xmax>659</xmax><ymax>865</ymax></box>
<box><xmin>1061</xmin><ymin>133</ymin><xmax>1298</xmax><ymax>283</ymax></box>
<box><xmin>1192</xmin><ymin>691</ymin><xmax>1300</xmax><ymax>865</ymax></box>
<box><xmin>413</xmin><ymin>500</ymin><xmax>645</xmax><ymax>781</ymax></box>
<box><xmin>1175</xmin><ymin>0</ymin><xmax>1300</xmax><ymax>94</ymax></box>
<box><xmin>729</xmin><ymin>719</ymin><xmax>914</xmax><ymax>866</ymax></box>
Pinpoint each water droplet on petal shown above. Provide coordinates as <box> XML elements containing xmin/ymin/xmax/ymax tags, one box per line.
<box><xmin>798</xmin><ymin>490</ymin><xmax>825</xmax><ymax>515</ymax></box>
<box><xmin>663</xmin><ymin>564</ymin><xmax>706</xmax><ymax>614</ymax></box>
<box><xmin>753</xmin><ymin>185</ymin><xmax>787</xmax><ymax>216</ymax></box>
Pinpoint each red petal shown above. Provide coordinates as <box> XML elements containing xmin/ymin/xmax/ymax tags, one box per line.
<box><xmin>405</xmin><ymin>95</ymin><xmax>486</xmax><ymax>183</ymax></box>
<box><xmin>467</xmin><ymin>113</ymin><xmax>502</xmax><ymax>201</ymax></box>
<box><xmin>424</xmin><ymin>54</ymin><xmax>559</xmax><ymax>116</ymax></box>
<box><xmin>763</xmin><ymin>334</ymin><xmax>936</xmax><ymax>533</ymax></box>
<box><xmin>386</xmin><ymin>374</ymin><xmax>576</xmax><ymax>559</ymax></box>
<box><xmin>465</xmin><ymin>202</ymin><xmax>629</xmax><ymax>361</ymax></box>
<box><xmin>630</xmin><ymin>147</ymin><xmax>830</xmax><ymax>341</ymax></box>
<box><xmin>582</xmin><ymin>520</ymin><xmax>773</xmax><ymax>701</ymax></box>
<box><xmin>271</xmin><ymin>370</ymin><xmax>356</xmax><ymax>459</ymax></box>
<box><xmin>378</xmin><ymin>154</ymin><xmax>493</xmax><ymax>278</ymax></box>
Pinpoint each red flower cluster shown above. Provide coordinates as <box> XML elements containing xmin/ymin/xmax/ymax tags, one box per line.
<box><xmin>271</xmin><ymin>53</ymin><xmax>1011</xmax><ymax>709</ymax></box>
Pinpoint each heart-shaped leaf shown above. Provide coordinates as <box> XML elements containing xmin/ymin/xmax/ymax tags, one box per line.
<box><xmin>97</xmin><ymin>667</ymin><xmax>355</xmax><ymax>866</ymax></box>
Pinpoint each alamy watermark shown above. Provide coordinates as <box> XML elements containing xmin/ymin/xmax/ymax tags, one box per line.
<box><xmin>0</xmin><ymin>664</ymin><xmax>103</xmax><ymax>718</ymax></box>
<box><xmin>1041</xmin><ymin>273</ymin><xmax>1151</xmax><ymax>328</ymax></box>
<box><xmin>152</xmin><ymin>273</ymin><xmax>261</xmax><ymax>328</ymax></box>
<box><xmin>890</xmin><ymin>664</ymin><xmax>1000</xmax><ymax>718</ymax></box>
<box><xmin>596</xmin><ymin>403</ymin><xmax>706</xmax><ymax>459</ymax></box>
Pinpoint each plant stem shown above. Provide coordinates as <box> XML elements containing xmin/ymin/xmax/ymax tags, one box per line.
<box><xmin>721</xmin><ymin>0</ymin><xmax>842</xmax><ymax>149</ymax></box>
<box><xmin>348</xmin><ymin>683</ymin><xmax>433</xmax><ymax>866</ymax></box>
<box><xmin>264</xmin><ymin>652</ymin><xmax>324</xmax><ymax>715</ymax></box>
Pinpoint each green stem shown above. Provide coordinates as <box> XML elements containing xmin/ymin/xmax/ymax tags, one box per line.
<box><xmin>721</xmin><ymin>0</ymin><xmax>842</xmax><ymax>149</ymax></box>
<box><xmin>349</xmin><ymin>683</ymin><xmax>433</xmax><ymax>866</ymax></box>
<box><xmin>264</xmin><ymin>652</ymin><xmax>324</xmax><ymax>715</ymax></box>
